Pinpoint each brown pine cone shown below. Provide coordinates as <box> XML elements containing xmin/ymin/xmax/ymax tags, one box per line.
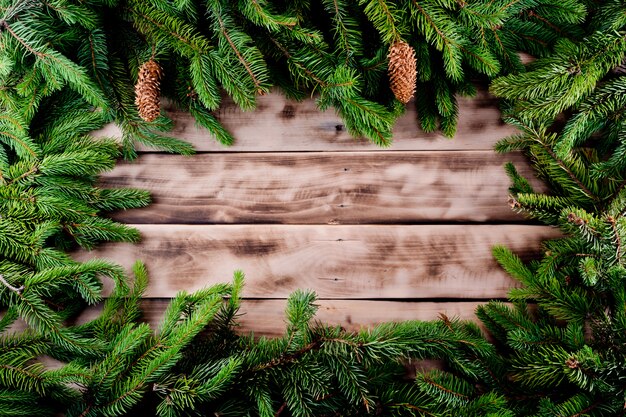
<box><xmin>135</xmin><ymin>59</ymin><xmax>163</xmax><ymax>122</ymax></box>
<box><xmin>388</xmin><ymin>41</ymin><xmax>417</xmax><ymax>104</ymax></box>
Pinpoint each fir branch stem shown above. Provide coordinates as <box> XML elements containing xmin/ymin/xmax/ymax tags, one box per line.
<box><xmin>343</xmin><ymin>97</ymin><xmax>389</xmax><ymax>145</ymax></box>
<box><xmin>534</xmin><ymin>136</ymin><xmax>599</xmax><ymax>202</ymax></box>
<box><xmin>526</xmin><ymin>10</ymin><xmax>562</xmax><ymax>35</ymax></box>
<box><xmin>374</xmin><ymin>0</ymin><xmax>401</xmax><ymax>42</ymax></box>
<box><xmin>422</xmin><ymin>374</ymin><xmax>470</xmax><ymax>400</ymax></box>
<box><xmin>0</xmin><ymin>364</ymin><xmax>44</xmax><ymax>383</ymax></box>
<box><xmin>2</xmin><ymin>22</ymin><xmax>43</xmax><ymax>57</ymax></box>
<box><xmin>274</xmin><ymin>402</ymin><xmax>287</xmax><ymax>416</ymax></box>
<box><xmin>7</xmin><ymin>165</ymin><xmax>38</xmax><ymax>184</ymax></box>
<box><xmin>498</xmin><ymin>0</ymin><xmax>522</xmax><ymax>13</ymax></box>
<box><xmin>215</xmin><ymin>13</ymin><xmax>263</xmax><ymax>94</ymax></box>
<box><xmin>125</xmin><ymin>6</ymin><xmax>208</xmax><ymax>55</ymax></box>
<box><xmin>0</xmin><ymin>274</ymin><xmax>24</xmax><ymax>294</ymax></box>
<box><xmin>88</xmin><ymin>33</ymin><xmax>105</xmax><ymax>92</ymax></box>
<box><xmin>0</xmin><ymin>131</ymin><xmax>38</xmax><ymax>161</ymax></box>
<box><xmin>392</xmin><ymin>403</ymin><xmax>437</xmax><ymax>416</ymax></box>
<box><xmin>411</xmin><ymin>1</ymin><xmax>450</xmax><ymax>47</ymax></box>
<box><xmin>331</xmin><ymin>0</ymin><xmax>352</xmax><ymax>65</ymax></box>
<box><xmin>250</xmin><ymin>0</ymin><xmax>295</xmax><ymax>28</ymax></box>
<box><xmin>569</xmin><ymin>399</ymin><xmax>603</xmax><ymax>417</ymax></box>
<box><xmin>269</xmin><ymin>37</ymin><xmax>327</xmax><ymax>87</ymax></box>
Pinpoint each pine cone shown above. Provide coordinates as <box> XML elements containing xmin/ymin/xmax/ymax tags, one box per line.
<box><xmin>388</xmin><ymin>41</ymin><xmax>416</xmax><ymax>104</ymax></box>
<box><xmin>135</xmin><ymin>59</ymin><xmax>163</xmax><ymax>122</ymax></box>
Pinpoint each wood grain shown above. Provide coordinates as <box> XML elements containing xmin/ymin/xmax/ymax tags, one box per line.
<box><xmin>73</xmin><ymin>224</ymin><xmax>560</xmax><ymax>299</ymax></box>
<box><xmin>95</xmin><ymin>89</ymin><xmax>515</xmax><ymax>152</ymax></box>
<box><xmin>102</xmin><ymin>151</ymin><xmax>540</xmax><ymax>224</ymax></box>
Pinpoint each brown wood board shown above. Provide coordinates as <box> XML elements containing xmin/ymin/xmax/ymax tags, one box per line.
<box><xmin>73</xmin><ymin>224</ymin><xmax>560</xmax><ymax>300</ymax></box>
<box><xmin>95</xmin><ymin>89</ymin><xmax>514</xmax><ymax>152</ymax></box>
<box><xmin>103</xmin><ymin>151</ymin><xmax>539</xmax><ymax>224</ymax></box>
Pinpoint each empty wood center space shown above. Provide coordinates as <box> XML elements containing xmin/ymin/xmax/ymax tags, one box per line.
<box><xmin>104</xmin><ymin>151</ymin><xmax>536</xmax><ymax>224</ymax></box>
<box><xmin>81</xmin><ymin>90</ymin><xmax>554</xmax><ymax>335</ymax></box>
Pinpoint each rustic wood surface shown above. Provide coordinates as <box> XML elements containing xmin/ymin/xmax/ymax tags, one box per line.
<box><xmin>74</xmin><ymin>224</ymin><xmax>559</xmax><ymax>299</ymax></box>
<box><xmin>104</xmin><ymin>151</ymin><xmax>539</xmax><ymax>224</ymax></box>
<box><xmin>79</xmin><ymin>89</ymin><xmax>555</xmax><ymax>335</ymax></box>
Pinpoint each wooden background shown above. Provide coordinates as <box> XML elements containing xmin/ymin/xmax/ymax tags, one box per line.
<box><xmin>77</xmin><ymin>89</ymin><xmax>558</xmax><ymax>337</ymax></box>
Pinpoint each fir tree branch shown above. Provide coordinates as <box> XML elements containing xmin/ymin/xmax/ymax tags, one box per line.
<box><xmin>392</xmin><ymin>403</ymin><xmax>437</xmax><ymax>416</ymax></box>
<box><xmin>0</xmin><ymin>364</ymin><xmax>45</xmax><ymax>387</ymax></box>
<box><xmin>331</xmin><ymin>0</ymin><xmax>351</xmax><ymax>61</ymax></box>
<box><xmin>508</xmin><ymin>113</ymin><xmax>599</xmax><ymax>203</ymax></box>
<box><xmin>1</xmin><ymin>22</ymin><xmax>43</xmax><ymax>58</ymax></box>
<box><xmin>490</xmin><ymin>29</ymin><xmax>514</xmax><ymax>66</ymax></box>
<box><xmin>0</xmin><ymin>0</ymin><xmax>42</xmax><ymax>24</ymax></box>
<box><xmin>87</xmin><ymin>32</ymin><xmax>105</xmax><ymax>92</ymax></box>
<box><xmin>537</xmin><ymin>141</ymin><xmax>599</xmax><ymax>203</ymax></box>
<box><xmin>22</xmin><ymin>309</ymin><xmax>73</xmax><ymax>352</ymax></box>
<box><xmin>214</xmin><ymin>13</ymin><xmax>263</xmax><ymax>94</ymax></box>
<box><xmin>341</xmin><ymin>97</ymin><xmax>391</xmax><ymax>145</ymax></box>
<box><xmin>526</xmin><ymin>10</ymin><xmax>564</xmax><ymax>35</ymax></box>
<box><xmin>501</xmin><ymin>27</ymin><xmax>549</xmax><ymax>48</ymax></box>
<box><xmin>0</xmin><ymin>274</ymin><xmax>24</xmax><ymax>294</ymax></box>
<box><xmin>361</xmin><ymin>0</ymin><xmax>401</xmax><ymax>43</ymax></box>
<box><xmin>243</xmin><ymin>0</ymin><xmax>297</xmax><ymax>29</ymax></box>
<box><xmin>411</xmin><ymin>1</ymin><xmax>450</xmax><ymax>48</ymax></box>
<box><xmin>568</xmin><ymin>399</ymin><xmax>603</xmax><ymax>417</ymax></box>
<box><xmin>0</xmin><ymin>131</ymin><xmax>38</xmax><ymax>161</ymax></box>
<box><xmin>607</xmin><ymin>215</ymin><xmax>622</xmax><ymax>263</ymax></box>
<box><xmin>125</xmin><ymin>4</ymin><xmax>210</xmax><ymax>55</ymax></box>
<box><xmin>7</xmin><ymin>165</ymin><xmax>38</xmax><ymax>185</ymax></box>
<box><xmin>498</xmin><ymin>0</ymin><xmax>522</xmax><ymax>13</ymax></box>
<box><xmin>252</xmin><ymin>340</ymin><xmax>322</xmax><ymax>372</ymax></box>
<box><xmin>269</xmin><ymin>37</ymin><xmax>327</xmax><ymax>87</ymax></box>
<box><xmin>606</xmin><ymin>179</ymin><xmax>626</xmax><ymax>215</ymax></box>
<box><xmin>252</xmin><ymin>337</ymin><xmax>365</xmax><ymax>373</ymax></box>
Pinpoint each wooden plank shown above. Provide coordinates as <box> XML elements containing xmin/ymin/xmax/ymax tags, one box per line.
<box><xmin>103</xmin><ymin>151</ymin><xmax>539</xmax><ymax>224</ymax></box>
<box><xmin>6</xmin><ymin>300</ymin><xmax>488</xmax><ymax>338</ymax></box>
<box><xmin>95</xmin><ymin>89</ymin><xmax>514</xmax><ymax>152</ymax></box>
<box><xmin>73</xmin><ymin>225</ymin><xmax>560</xmax><ymax>299</ymax></box>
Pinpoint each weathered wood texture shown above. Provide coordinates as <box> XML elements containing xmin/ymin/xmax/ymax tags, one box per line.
<box><xmin>79</xmin><ymin>90</ymin><xmax>554</xmax><ymax>335</ymax></box>
<box><xmin>104</xmin><ymin>151</ymin><xmax>539</xmax><ymax>224</ymax></box>
<box><xmin>96</xmin><ymin>89</ymin><xmax>515</xmax><ymax>152</ymax></box>
<box><xmin>74</xmin><ymin>225</ymin><xmax>559</xmax><ymax>299</ymax></box>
